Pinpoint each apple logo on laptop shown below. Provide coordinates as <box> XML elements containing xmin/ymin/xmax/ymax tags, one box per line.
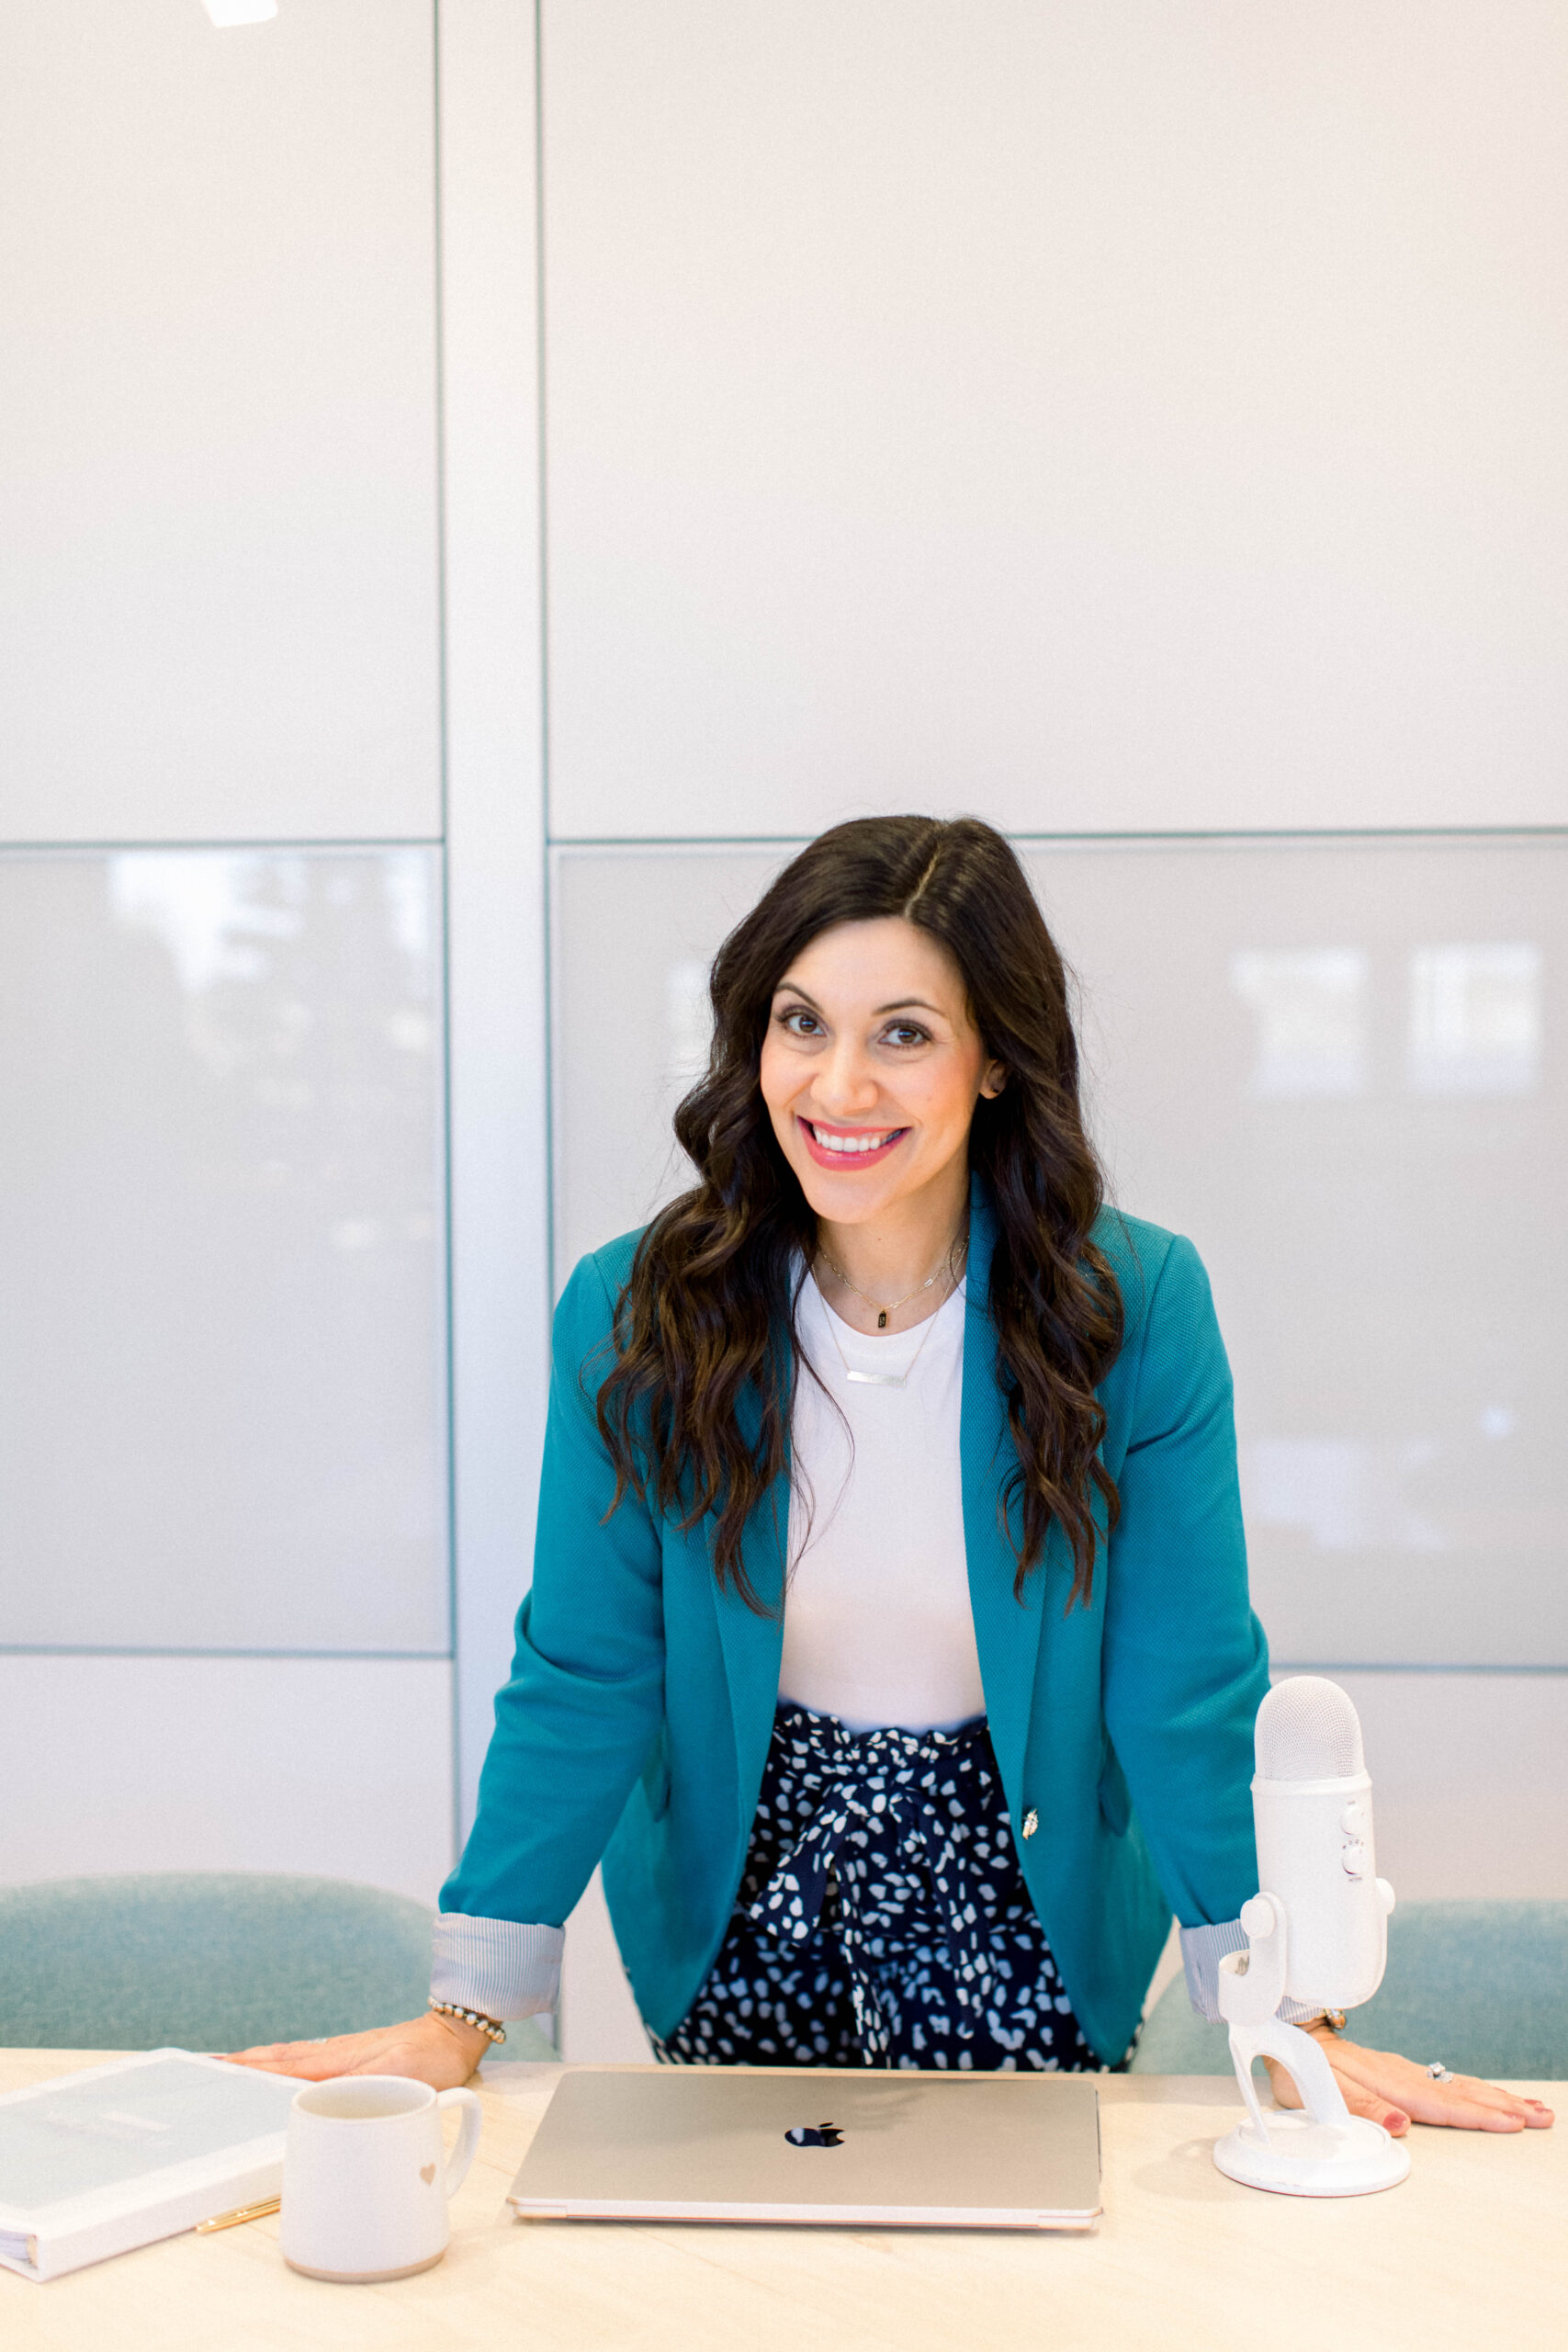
<box><xmin>784</xmin><ymin>2121</ymin><xmax>844</xmax><ymax>2149</ymax></box>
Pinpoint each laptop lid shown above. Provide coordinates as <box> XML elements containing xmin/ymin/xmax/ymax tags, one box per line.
<box><xmin>506</xmin><ymin>2067</ymin><xmax>1102</xmax><ymax>2231</ymax></box>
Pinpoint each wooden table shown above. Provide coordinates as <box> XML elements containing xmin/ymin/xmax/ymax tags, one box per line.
<box><xmin>2</xmin><ymin>2052</ymin><xmax>1561</xmax><ymax>2351</ymax></box>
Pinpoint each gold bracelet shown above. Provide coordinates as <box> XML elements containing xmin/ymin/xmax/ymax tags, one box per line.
<box><xmin>429</xmin><ymin>1999</ymin><xmax>507</xmax><ymax>2045</ymax></box>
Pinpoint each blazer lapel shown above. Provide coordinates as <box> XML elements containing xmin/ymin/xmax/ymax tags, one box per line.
<box><xmin>961</xmin><ymin>1177</ymin><xmax>1051</xmax><ymax>1808</ymax></box>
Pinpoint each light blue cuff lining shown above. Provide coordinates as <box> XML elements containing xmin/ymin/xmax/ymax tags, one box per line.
<box><xmin>1179</xmin><ymin>1917</ymin><xmax>1323</xmax><ymax>2026</ymax></box>
<box><xmin>430</xmin><ymin>1915</ymin><xmax>565</xmax><ymax>2021</ymax></box>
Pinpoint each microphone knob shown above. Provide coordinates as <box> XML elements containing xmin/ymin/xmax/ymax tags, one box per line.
<box><xmin>1339</xmin><ymin>1801</ymin><xmax>1367</xmax><ymax>1835</ymax></box>
<box><xmin>1239</xmin><ymin>1894</ymin><xmax>1278</xmax><ymax>1939</ymax></box>
<box><xmin>1340</xmin><ymin>1840</ymin><xmax>1368</xmax><ymax>1879</ymax></box>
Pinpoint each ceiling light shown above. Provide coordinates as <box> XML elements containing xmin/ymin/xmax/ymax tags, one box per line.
<box><xmin>204</xmin><ymin>0</ymin><xmax>277</xmax><ymax>25</ymax></box>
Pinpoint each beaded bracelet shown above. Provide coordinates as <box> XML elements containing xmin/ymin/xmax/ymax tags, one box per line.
<box><xmin>429</xmin><ymin>1998</ymin><xmax>507</xmax><ymax>2045</ymax></box>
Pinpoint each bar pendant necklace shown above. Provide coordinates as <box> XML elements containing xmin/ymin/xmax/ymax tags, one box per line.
<box><xmin>815</xmin><ymin>1277</ymin><xmax>953</xmax><ymax>1389</ymax></box>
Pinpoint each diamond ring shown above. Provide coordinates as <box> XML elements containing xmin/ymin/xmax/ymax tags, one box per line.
<box><xmin>1425</xmin><ymin>2061</ymin><xmax>1455</xmax><ymax>2083</ymax></box>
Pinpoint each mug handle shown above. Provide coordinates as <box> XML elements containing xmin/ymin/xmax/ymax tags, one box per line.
<box><xmin>434</xmin><ymin>2086</ymin><xmax>483</xmax><ymax>2199</ymax></box>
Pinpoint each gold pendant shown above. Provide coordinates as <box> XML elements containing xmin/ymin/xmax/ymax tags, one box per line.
<box><xmin>877</xmin><ymin>1310</ymin><xmax>887</xmax><ymax>1329</ymax></box>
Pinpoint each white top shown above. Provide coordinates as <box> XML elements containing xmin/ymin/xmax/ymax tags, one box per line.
<box><xmin>777</xmin><ymin>1270</ymin><xmax>985</xmax><ymax>1733</ymax></box>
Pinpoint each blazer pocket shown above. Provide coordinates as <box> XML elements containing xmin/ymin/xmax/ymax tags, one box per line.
<box><xmin>1097</xmin><ymin>1742</ymin><xmax>1133</xmax><ymax>1838</ymax></box>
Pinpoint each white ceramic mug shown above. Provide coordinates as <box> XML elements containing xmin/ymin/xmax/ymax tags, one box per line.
<box><xmin>279</xmin><ymin>2075</ymin><xmax>483</xmax><ymax>2283</ymax></box>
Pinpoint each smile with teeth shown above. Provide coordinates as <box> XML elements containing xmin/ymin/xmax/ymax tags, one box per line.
<box><xmin>800</xmin><ymin>1118</ymin><xmax>908</xmax><ymax>1167</ymax></box>
<box><xmin>812</xmin><ymin>1126</ymin><xmax>896</xmax><ymax>1153</ymax></box>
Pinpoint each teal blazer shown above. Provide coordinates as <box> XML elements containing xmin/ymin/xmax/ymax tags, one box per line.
<box><xmin>443</xmin><ymin>1177</ymin><xmax>1269</xmax><ymax>2064</ymax></box>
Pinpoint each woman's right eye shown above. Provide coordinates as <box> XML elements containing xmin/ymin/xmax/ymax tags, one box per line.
<box><xmin>777</xmin><ymin>1007</ymin><xmax>823</xmax><ymax>1038</ymax></box>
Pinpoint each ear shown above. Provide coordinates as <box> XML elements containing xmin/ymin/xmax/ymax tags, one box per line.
<box><xmin>978</xmin><ymin>1061</ymin><xmax>1007</xmax><ymax>1101</ymax></box>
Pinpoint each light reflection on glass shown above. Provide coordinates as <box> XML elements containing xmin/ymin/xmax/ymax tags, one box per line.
<box><xmin>109</xmin><ymin>853</ymin><xmax>301</xmax><ymax>993</ymax></box>
<box><xmin>1229</xmin><ymin>948</ymin><xmax>1368</xmax><ymax>1098</ymax></box>
<box><xmin>666</xmin><ymin>959</ymin><xmax>712</xmax><ymax>1088</ymax></box>
<box><xmin>1407</xmin><ymin>944</ymin><xmax>1540</xmax><ymax>1096</ymax></box>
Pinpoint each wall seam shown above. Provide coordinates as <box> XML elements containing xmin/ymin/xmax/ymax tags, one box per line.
<box><xmin>535</xmin><ymin>0</ymin><xmax>558</xmax><ymax>1311</ymax></box>
<box><xmin>432</xmin><ymin>0</ymin><xmax>465</xmax><ymax>1870</ymax></box>
<box><xmin>543</xmin><ymin>825</ymin><xmax>1568</xmax><ymax>851</ymax></box>
<box><xmin>0</xmin><ymin>1648</ymin><xmax>457</xmax><ymax>1662</ymax></box>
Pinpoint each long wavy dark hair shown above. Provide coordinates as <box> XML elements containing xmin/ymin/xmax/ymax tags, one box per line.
<box><xmin>594</xmin><ymin>815</ymin><xmax>1124</xmax><ymax>1612</ymax></box>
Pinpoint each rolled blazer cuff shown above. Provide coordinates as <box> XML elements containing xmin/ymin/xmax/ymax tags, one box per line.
<box><xmin>431</xmin><ymin>1914</ymin><xmax>564</xmax><ymax>2021</ymax></box>
<box><xmin>1179</xmin><ymin>1918</ymin><xmax>1323</xmax><ymax>2026</ymax></box>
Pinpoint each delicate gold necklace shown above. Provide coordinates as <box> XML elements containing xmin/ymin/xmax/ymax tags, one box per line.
<box><xmin>814</xmin><ymin>1231</ymin><xmax>967</xmax><ymax>1330</ymax></box>
<box><xmin>814</xmin><ymin>1289</ymin><xmax>951</xmax><ymax>1389</ymax></box>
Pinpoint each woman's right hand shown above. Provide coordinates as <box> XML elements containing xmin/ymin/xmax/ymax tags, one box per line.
<box><xmin>220</xmin><ymin>2009</ymin><xmax>491</xmax><ymax>2089</ymax></box>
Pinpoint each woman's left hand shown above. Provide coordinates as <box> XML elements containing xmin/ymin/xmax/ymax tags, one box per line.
<box><xmin>1265</xmin><ymin>2019</ymin><xmax>1554</xmax><ymax>2135</ymax></box>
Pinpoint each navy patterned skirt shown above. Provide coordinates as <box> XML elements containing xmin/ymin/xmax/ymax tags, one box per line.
<box><xmin>654</xmin><ymin>1703</ymin><xmax>1103</xmax><ymax>2073</ymax></box>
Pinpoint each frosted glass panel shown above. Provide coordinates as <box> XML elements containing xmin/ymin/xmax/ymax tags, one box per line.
<box><xmin>550</xmin><ymin>837</ymin><xmax>1566</xmax><ymax>1668</ymax></box>
<box><xmin>0</xmin><ymin>1657</ymin><xmax>455</xmax><ymax>1905</ymax></box>
<box><xmin>551</xmin><ymin>846</ymin><xmax>786</xmax><ymax>1279</ymax></box>
<box><xmin>1332</xmin><ymin>1674</ymin><xmax>1567</xmax><ymax>1902</ymax></box>
<box><xmin>0</xmin><ymin>0</ymin><xmax>439</xmax><ymax>841</ymax></box>
<box><xmin>544</xmin><ymin>1</ymin><xmax>1568</xmax><ymax>839</ymax></box>
<box><xmin>0</xmin><ymin>852</ymin><xmax>448</xmax><ymax>1651</ymax></box>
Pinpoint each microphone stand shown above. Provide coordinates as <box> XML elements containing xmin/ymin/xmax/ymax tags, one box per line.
<box><xmin>1214</xmin><ymin>1893</ymin><xmax>1410</xmax><ymax>2197</ymax></box>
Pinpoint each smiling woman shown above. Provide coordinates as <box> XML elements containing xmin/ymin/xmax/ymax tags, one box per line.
<box><xmin>226</xmin><ymin>817</ymin><xmax>1551</xmax><ymax>2135</ymax></box>
<box><xmin>595</xmin><ymin>821</ymin><xmax>1122</xmax><ymax>1618</ymax></box>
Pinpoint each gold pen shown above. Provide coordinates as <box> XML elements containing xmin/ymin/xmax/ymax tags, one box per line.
<box><xmin>196</xmin><ymin>2195</ymin><xmax>282</xmax><ymax>2234</ymax></box>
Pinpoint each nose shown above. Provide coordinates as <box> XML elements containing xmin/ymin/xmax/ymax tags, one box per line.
<box><xmin>810</xmin><ymin>1035</ymin><xmax>881</xmax><ymax>1121</ymax></box>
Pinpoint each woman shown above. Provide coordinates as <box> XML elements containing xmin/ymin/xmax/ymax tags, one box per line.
<box><xmin>234</xmin><ymin>817</ymin><xmax>1549</xmax><ymax>2135</ymax></box>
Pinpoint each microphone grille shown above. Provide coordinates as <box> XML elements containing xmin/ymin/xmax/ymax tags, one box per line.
<box><xmin>1255</xmin><ymin>1675</ymin><xmax>1365</xmax><ymax>1780</ymax></box>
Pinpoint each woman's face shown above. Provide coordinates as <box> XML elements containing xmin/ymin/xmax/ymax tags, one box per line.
<box><xmin>759</xmin><ymin>917</ymin><xmax>1004</xmax><ymax>1228</ymax></box>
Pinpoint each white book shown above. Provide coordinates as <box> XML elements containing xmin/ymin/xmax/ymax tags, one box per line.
<box><xmin>0</xmin><ymin>2049</ymin><xmax>300</xmax><ymax>2282</ymax></box>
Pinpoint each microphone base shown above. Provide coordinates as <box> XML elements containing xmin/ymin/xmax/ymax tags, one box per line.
<box><xmin>1215</xmin><ymin>2111</ymin><xmax>1411</xmax><ymax>2198</ymax></box>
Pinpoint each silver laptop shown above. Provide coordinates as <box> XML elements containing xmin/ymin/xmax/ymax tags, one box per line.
<box><xmin>506</xmin><ymin>2066</ymin><xmax>1101</xmax><ymax>2231</ymax></box>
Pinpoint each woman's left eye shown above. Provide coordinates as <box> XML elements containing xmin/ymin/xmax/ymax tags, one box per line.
<box><xmin>883</xmin><ymin>1023</ymin><xmax>930</xmax><ymax>1049</ymax></box>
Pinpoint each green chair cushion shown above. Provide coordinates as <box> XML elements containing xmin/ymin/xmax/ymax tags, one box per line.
<box><xmin>1131</xmin><ymin>1899</ymin><xmax>1568</xmax><ymax>2079</ymax></box>
<box><xmin>0</xmin><ymin>1871</ymin><xmax>555</xmax><ymax>2058</ymax></box>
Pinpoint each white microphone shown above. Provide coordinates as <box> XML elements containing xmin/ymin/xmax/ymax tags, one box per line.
<box><xmin>1213</xmin><ymin>1676</ymin><xmax>1406</xmax><ymax>2198</ymax></box>
<box><xmin>1251</xmin><ymin>1674</ymin><xmax>1394</xmax><ymax>2011</ymax></box>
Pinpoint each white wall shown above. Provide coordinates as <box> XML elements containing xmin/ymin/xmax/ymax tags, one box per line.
<box><xmin>543</xmin><ymin>0</ymin><xmax>1568</xmax><ymax>841</ymax></box>
<box><xmin>1</xmin><ymin>0</ymin><xmax>442</xmax><ymax>842</ymax></box>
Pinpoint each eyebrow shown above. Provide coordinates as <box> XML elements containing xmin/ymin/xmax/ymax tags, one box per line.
<box><xmin>773</xmin><ymin>982</ymin><xmax>947</xmax><ymax>1020</ymax></box>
